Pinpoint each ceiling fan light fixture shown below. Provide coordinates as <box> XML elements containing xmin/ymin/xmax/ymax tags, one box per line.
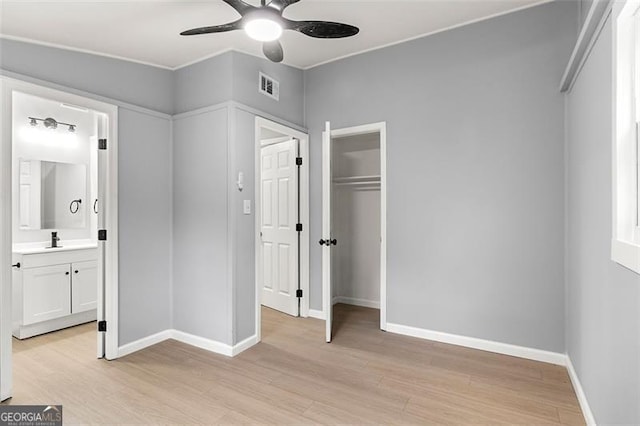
<box><xmin>244</xmin><ymin>18</ymin><xmax>282</xmax><ymax>42</ymax></box>
<box><xmin>180</xmin><ymin>0</ymin><xmax>359</xmax><ymax>63</ymax></box>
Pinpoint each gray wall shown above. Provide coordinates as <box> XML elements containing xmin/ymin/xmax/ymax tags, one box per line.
<box><xmin>174</xmin><ymin>51</ymin><xmax>304</xmax><ymax>345</ymax></box>
<box><xmin>173</xmin><ymin>53</ymin><xmax>233</xmax><ymax>115</ymax></box>
<box><xmin>173</xmin><ymin>50</ymin><xmax>305</xmax><ymax>124</ymax></box>
<box><xmin>232</xmin><ymin>107</ymin><xmax>257</xmax><ymax>344</ymax></box>
<box><xmin>172</xmin><ymin>107</ymin><xmax>231</xmax><ymax>344</ymax></box>
<box><xmin>0</xmin><ymin>39</ymin><xmax>174</xmax><ymax>115</ymax></box>
<box><xmin>118</xmin><ymin>109</ymin><xmax>173</xmax><ymax>344</ymax></box>
<box><xmin>566</xmin><ymin>15</ymin><xmax>640</xmax><ymax>425</ymax></box>
<box><xmin>231</xmin><ymin>52</ymin><xmax>305</xmax><ymax>127</ymax></box>
<box><xmin>305</xmin><ymin>1</ymin><xmax>576</xmax><ymax>352</ymax></box>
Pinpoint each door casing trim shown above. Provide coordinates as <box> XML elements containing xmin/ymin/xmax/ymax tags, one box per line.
<box><xmin>0</xmin><ymin>75</ymin><xmax>119</xmax><ymax>401</ymax></box>
<box><xmin>323</xmin><ymin>122</ymin><xmax>387</xmax><ymax>331</ymax></box>
<box><xmin>254</xmin><ymin>117</ymin><xmax>310</xmax><ymax>341</ymax></box>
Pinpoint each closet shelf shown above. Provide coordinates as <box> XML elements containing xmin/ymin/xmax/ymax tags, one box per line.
<box><xmin>332</xmin><ymin>175</ymin><xmax>381</xmax><ymax>186</ymax></box>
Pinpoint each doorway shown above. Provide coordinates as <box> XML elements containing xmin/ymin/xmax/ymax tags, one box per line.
<box><xmin>322</xmin><ymin>122</ymin><xmax>387</xmax><ymax>343</ymax></box>
<box><xmin>0</xmin><ymin>77</ymin><xmax>119</xmax><ymax>401</ymax></box>
<box><xmin>254</xmin><ymin>117</ymin><xmax>309</xmax><ymax>341</ymax></box>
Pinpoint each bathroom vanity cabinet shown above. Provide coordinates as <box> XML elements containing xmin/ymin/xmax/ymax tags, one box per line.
<box><xmin>12</xmin><ymin>246</ymin><xmax>98</xmax><ymax>339</ymax></box>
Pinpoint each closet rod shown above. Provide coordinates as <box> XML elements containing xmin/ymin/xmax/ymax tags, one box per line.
<box><xmin>332</xmin><ymin>175</ymin><xmax>381</xmax><ymax>185</ymax></box>
<box><xmin>333</xmin><ymin>181</ymin><xmax>381</xmax><ymax>187</ymax></box>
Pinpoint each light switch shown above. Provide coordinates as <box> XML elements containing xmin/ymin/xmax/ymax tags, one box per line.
<box><xmin>243</xmin><ymin>200</ymin><xmax>251</xmax><ymax>215</ymax></box>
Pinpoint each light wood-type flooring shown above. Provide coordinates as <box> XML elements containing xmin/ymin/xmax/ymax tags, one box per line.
<box><xmin>3</xmin><ymin>304</ymin><xmax>585</xmax><ymax>424</ymax></box>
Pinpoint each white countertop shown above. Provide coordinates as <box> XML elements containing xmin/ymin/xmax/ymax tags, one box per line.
<box><xmin>13</xmin><ymin>241</ymin><xmax>98</xmax><ymax>255</ymax></box>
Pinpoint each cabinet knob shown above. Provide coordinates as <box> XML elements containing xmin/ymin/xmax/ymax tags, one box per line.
<box><xmin>65</xmin><ymin>271</ymin><xmax>70</xmax><ymax>276</ymax></box>
<box><xmin>74</xmin><ymin>270</ymin><xmax>79</xmax><ymax>274</ymax></box>
<box><xmin>11</xmin><ymin>262</ymin><xmax>20</xmax><ymax>269</ymax></box>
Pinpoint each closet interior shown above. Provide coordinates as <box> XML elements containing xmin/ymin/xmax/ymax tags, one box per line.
<box><xmin>331</xmin><ymin>131</ymin><xmax>382</xmax><ymax>317</ymax></box>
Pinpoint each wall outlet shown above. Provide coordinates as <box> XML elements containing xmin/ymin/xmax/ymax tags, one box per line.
<box><xmin>243</xmin><ymin>200</ymin><xmax>251</xmax><ymax>215</ymax></box>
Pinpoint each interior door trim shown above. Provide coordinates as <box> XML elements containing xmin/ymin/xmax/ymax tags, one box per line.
<box><xmin>254</xmin><ymin>116</ymin><xmax>310</xmax><ymax>343</ymax></box>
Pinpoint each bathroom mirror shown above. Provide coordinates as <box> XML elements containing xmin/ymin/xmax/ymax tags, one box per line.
<box><xmin>18</xmin><ymin>159</ymin><xmax>87</xmax><ymax>230</ymax></box>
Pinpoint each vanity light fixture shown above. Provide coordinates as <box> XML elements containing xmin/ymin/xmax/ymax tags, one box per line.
<box><xmin>28</xmin><ymin>117</ymin><xmax>77</xmax><ymax>133</ymax></box>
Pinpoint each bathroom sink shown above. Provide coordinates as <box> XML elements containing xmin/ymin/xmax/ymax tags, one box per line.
<box><xmin>13</xmin><ymin>242</ymin><xmax>97</xmax><ymax>255</ymax></box>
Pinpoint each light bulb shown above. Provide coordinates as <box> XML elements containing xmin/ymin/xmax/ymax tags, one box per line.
<box><xmin>245</xmin><ymin>18</ymin><xmax>282</xmax><ymax>42</ymax></box>
<box><xmin>43</xmin><ymin>117</ymin><xmax>58</xmax><ymax>130</ymax></box>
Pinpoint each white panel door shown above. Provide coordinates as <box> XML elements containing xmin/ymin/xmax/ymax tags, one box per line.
<box><xmin>23</xmin><ymin>264</ymin><xmax>71</xmax><ymax>325</ymax></box>
<box><xmin>71</xmin><ymin>260</ymin><xmax>98</xmax><ymax>313</ymax></box>
<box><xmin>322</xmin><ymin>121</ymin><xmax>333</xmax><ymax>343</ymax></box>
<box><xmin>260</xmin><ymin>139</ymin><xmax>299</xmax><ymax>316</ymax></box>
<box><xmin>96</xmin><ymin>116</ymin><xmax>107</xmax><ymax>359</ymax></box>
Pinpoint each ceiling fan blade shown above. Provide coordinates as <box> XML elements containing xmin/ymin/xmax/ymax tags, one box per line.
<box><xmin>180</xmin><ymin>20</ymin><xmax>242</xmax><ymax>36</ymax></box>
<box><xmin>266</xmin><ymin>0</ymin><xmax>300</xmax><ymax>12</ymax></box>
<box><xmin>263</xmin><ymin>40</ymin><xmax>284</xmax><ymax>63</ymax></box>
<box><xmin>285</xmin><ymin>20</ymin><xmax>359</xmax><ymax>39</ymax></box>
<box><xmin>222</xmin><ymin>0</ymin><xmax>255</xmax><ymax>16</ymax></box>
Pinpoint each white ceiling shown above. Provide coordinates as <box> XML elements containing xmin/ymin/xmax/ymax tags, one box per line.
<box><xmin>0</xmin><ymin>0</ymin><xmax>548</xmax><ymax>70</ymax></box>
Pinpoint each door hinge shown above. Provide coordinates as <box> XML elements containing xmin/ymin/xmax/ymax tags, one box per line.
<box><xmin>98</xmin><ymin>138</ymin><xmax>107</xmax><ymax>150</ymax></box>
<box><xmin>296</xmin><ymin>223</ymin><xmax>303</xmax><ymax>232</ymax></box>
<box><xmin>296</xmin><ymin>157</ymin><xmax>303</xmax><ymax>166</ymax></box>
<box><xmin>98</xmin><ymin>320</ymin><xmax>107</xmax><ymax>332</ymax></box>
<box><xmin>296</xmin><ymin>289</ymin><xmax>303</xmax><ymax>298</ymax></box>
<box><xmin>98</xmin><ymin>229</ymin><xmax>107</xmax><ymax>241</ymax></box>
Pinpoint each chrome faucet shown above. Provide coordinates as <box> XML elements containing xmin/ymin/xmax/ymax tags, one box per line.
<box><xmin>51</xmin><ymin>231</ymin><xmax>60</xmax><ymax>248</ymax></box>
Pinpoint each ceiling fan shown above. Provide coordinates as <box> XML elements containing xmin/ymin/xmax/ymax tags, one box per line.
<box><xmin>180</xmin><ymin>0</ymin><xmax>359</xmax><ymax>63</ymax></box>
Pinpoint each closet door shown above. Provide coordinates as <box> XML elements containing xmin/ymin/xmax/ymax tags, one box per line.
<box><xmin>260</xmin><ymin>139</ymin><xmax>299</xmax><ymax>317</ymax></box>
<box><xmin>322</xmin><ymin>121</ymin><xmax>333</xmax><ymax>343</ymax></box>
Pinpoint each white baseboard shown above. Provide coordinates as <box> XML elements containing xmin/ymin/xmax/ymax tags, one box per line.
<box><xmin>118</xmin><ymin>330</ymin><xmax>259</xmax><ymax>359</ymax></box>
<box><xmin>308</xmin><ymin>309</ymin><xmax>325</xmax><ymax>320</ymax></box>
<box><xmin>333</xmin><ymin>296</ymin><xmax>380</xmax><ymax>309</ymax></box>
<box><xmin>385</xmin><ymin>322</ymin><xmax>567</xmax><ymax>366</ymax></box>
<box><xmin>231</xmin><ymin>334</ymin><xmax>259</xmax><ymax>356</ymax></box>
<box><xmin>170</xmin><ymin>330</ymin><xmax>233</xmax><ymax>357</ymax></box>
<box><xmin>566</xmin><ymin>356</ymin><xmax>596</xmax><ymax>425</ymax></box>
<box><xmin>118</xmin><ymin>329</ymin><xmax>172</xmax><ymax>358</ymax></box>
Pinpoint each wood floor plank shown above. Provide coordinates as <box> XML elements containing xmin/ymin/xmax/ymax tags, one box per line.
<box><xmin>558</xmin><ymin>408</ymin><xmax>587</xmax><ymax>426</ymax></box>
<box><xmin>2</xmin><ymin>304</ymin><xmax>585</xmax><ymax>425</ymax></box>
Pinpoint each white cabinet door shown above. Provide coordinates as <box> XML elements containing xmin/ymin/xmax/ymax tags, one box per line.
<box><xmin>23</xmin><ymin>264</ymin><xmax>71</xmax><ymax>325</ymax></box>
<box><xmin>71</xmin><ymin>260</ymin><xmax>98</xmax><ymax>313</ymax></box>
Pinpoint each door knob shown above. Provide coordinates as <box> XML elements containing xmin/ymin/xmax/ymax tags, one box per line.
<box><xmin>330</xmin><ymin>239</ymin><xmax>337</xmax><ymax>246</ymax></box>
<box><xmin>11</xmin><ymin>262</ymin><xmax>20</xmax><ymax>269</ymax></box>
<box><xmin>319</xmin><ymin>239</ymin><xmax>327</xmax><ymax>246</ymax></box>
